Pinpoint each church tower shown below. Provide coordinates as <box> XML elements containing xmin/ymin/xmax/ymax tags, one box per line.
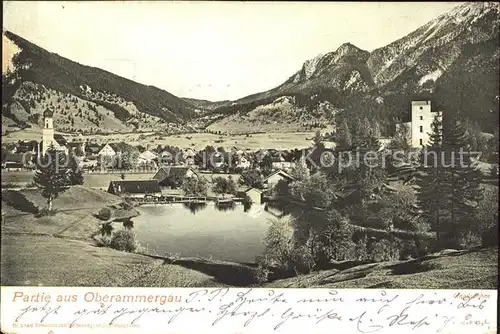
<box><xmin>41</xmin><ymin>108</ymin><xmax>55</xmax><ymax>155</ymax></box>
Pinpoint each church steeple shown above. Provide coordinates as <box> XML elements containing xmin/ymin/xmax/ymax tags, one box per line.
<box><xmin>41</xmin><ymin>108</ymin><xmax>55</xmax><ymax>154</ymax></box>
<box><xmin>43</xmin><ymin>108</ymin><xmax>54</xmax><ymax>118</ymax></box>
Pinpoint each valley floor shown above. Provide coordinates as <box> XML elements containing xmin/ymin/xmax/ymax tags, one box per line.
<box><xmin>1</xmin><ymin>186</ymin><xmax>498</xmax><ymax>289</ymax></box>
<box><xmin>2</xmin><ymin>130</ymin><xmax>317</xmax><ymax>151</ymax></box>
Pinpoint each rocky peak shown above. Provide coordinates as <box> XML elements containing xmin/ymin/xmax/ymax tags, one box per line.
<box><xmin>290</xmin><ymin>43</ymin><xmax>369</xmax><ymax>84</ymax></box>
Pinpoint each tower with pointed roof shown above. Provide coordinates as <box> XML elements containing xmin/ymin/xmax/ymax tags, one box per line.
<box><xmin>41</xmin><ymin>108</ymin><xmax>55</xmax><ymax>155</ymax></box>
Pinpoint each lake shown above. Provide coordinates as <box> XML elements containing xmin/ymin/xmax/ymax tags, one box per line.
<box><xmin>132</xmin><ymin>202</ymin><xmax>277</xmax><ymax>263</ymax></box>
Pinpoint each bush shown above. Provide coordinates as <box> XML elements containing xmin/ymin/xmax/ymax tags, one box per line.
<box><xmin>259</xmin><ymin>216</ymin><xmax>295</xmax><ymax>269</ymax></box>
<box><xmin>119</xmin><ymin>200</ymin><xmax>134</xmax><ymax>211</ymax></box>
<box><xmin>370</xmin><ymin>239</ymin><xmax>400</xmax><ymax>262</ymax></box>
<box><xmin>354</xmin><ymin>235</ymin><xmax>371</xmax><ymax>261</ymax></box>
<box><xmin>456</xmin><ymin>230</ymin><xmax>482</xmax><ymax>249</ymax></box>
<box><xmin>250</xmin><ymin>264</ymin><xmax>270</xmax><ymax>285</ymax></box>
<box><xmin>289</xmin><ymin>245</ymin><xmax>316</xmax><ymax>274</ymax></box>
<box><xmin>35</xmin><ymin>208</ymin><xmax>57</xmax><ymax>217</ymax></box>
<box><xmin>316</xmin><ymin>213</ymin><xmax>356</xmax><ymax>261</ymax></box>
<box><xmin>109</xmin><ymin>229</ymin><xmax>137</xmax><ymax>252</ymax></box>
<box><xmin>399</xmin><ymin>239</ymin><xmax>418</xmax><ymax>260</ymax></box>
<box><xmin>97</xmin><ymin>207</ymin><xmax>113</xmax><ymax>221</ymax></box>
<box><xmin>95</xmin><ymin>235</ymin><xmax>112</xmax><ymax>247</ymax></box>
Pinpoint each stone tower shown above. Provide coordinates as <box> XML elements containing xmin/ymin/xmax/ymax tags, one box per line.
<box><xmin>41</xmin><ymin>108</ymin><xmax>55</xmax><ymax>155</ymax></box>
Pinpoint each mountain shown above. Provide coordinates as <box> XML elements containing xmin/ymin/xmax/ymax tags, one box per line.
<box><xmin>206</xmin><ymin>2</ymin><xmax>499</xmax><ymax>134</ymax></box>
<box><xmin>2</xmin><ymin>2</ymin><xmax>499</xmax><ymax>136</ymax></box>
<box><xmin>2</xmin><ymin>30</ymin><xmax>198</xmax><ymax>135</ymax></box>
<box><xmin>365</xmin><ymin>1</ymin><xmax>500</xmax><ymax>131</ymax></box>
<box><xmin>183</xmin><ymin>98</ymin><xmax>231</xmax><ymax>111</ymax></box>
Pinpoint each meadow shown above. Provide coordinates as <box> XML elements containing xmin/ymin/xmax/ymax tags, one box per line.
<box><xmin>2</xmin><ymin>129</ymin><xmax>317</xmax><ymax>151</ymax></box>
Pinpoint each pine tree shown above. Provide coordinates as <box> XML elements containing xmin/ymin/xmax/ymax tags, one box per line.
<box><xmin>290</xmin><ymin>156</ymin><xmax>310</xmax><ymax>181</ymax></box>
<box><xmin>351</xmin><ymin>133</ymin><xmax>386</xmax><ymax>201</ymax></box>
<box><xmin>442</xmin><ymin>117</ymin><xmax>484</xmax><ymax>234</ymax></box>
<box><xmin>68</xmin><ymin>152</ymin><xmax>84</xmax><ymax>185</ymax></box>
<box><xmin>33</xmin><ymin>146</ymin><xmax>70</xmax><ymax>211</ymax></box>
<box><xmin>415</xmin><ymin>112</ymin><xmax>447</xmax><ymax>242</ymax></box>
<box><xmin>337</xmin><ymin>119</ymin><xmax>352</xmax><ymax>149</ymax></box>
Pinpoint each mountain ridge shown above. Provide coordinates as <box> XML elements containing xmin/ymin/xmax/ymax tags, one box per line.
<box><xmin>2</xmin><ymin>30</ymin><xmax>199</xmax><ymax>135</ymax></box>
<box><xmin>203</xmin><ymin>2</ymin><xmax>499</xmax><ymax>133</ymax></box>
<box><xmin>2</xmin><ymin>2</ymin><xmax>499</xmax><ymax>135</ymax></box>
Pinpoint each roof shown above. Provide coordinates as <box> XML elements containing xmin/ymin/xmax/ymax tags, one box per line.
<box><xmin>43</xmin><ymin>108</ymin><xmax>54</xmax><ymax>117</ymax></box>
<box><xmin>66</xmin><ymin>142</ymin><xmax>82</xmax><ymax>149</ymax></box>
<box><xmin>3</xmin><ymin>162</ymin><xmax>24</xmax><ymax>168</ymax></box>
<box><xmin>334</xmin><ymin>189</ymin><xmax>359</xmax><ymax>199</ymax></box>
<box><xmin>36</xmin><ymin>141</ymin><xmax>66</xmax><ymax>153</ymax></box>
<box><xmin>138</xmin><ymin>150</ymin><xmax>158</xmax><ymax>161</ymax></box>
<box><xmin>184</xmin><ymin>149</ymin><xmax>195</xmax><ymax>156</ymax></box>
<box><xmin>15</xmin><ymin>142</ymin><xmax>36</xmax><ymax>153</ymax></box>
<box><xmin>85</xmin><ymin>143</ymin><xmax>104</xmax><ymax>154</ymax></box>
<box><xmin>4</xmin><ymin>153</ymin><xmax>32</xmax><ymax>164</ymax></box>
<box><xmin>245</xmin><ymin>187</ymin><xmax>263</xmax><ymax>193</ymax></box>
<box><xmin>263</xmin><ymin>169</ymin><xmax>295</xmax><ymax>182</ymax></box>
<box><xmin>153</xmin><ymin>166</ymin><xmax>199</xmax><ymax>182</ymax></box>
<box><xmin>108</xmin><ymin>180</ymin><xmax>161</xmax><ymax>195</ymax></box>
<box><xmin>108</xmin><ymin>143</ymin><xmax>122</xmax><ymax>152</ymax></box>
<box><xmin>411</xmin><ymin>101</ymin><xmax>431</xmax><ymax>106</ymax></box>
<box><xmin>53</xmin><ymin>134</ymin><xmax>68</xmax><ymax>146</ymax></box>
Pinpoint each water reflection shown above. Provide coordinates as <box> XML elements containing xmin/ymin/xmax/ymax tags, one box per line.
<box><xmin>265</xmin><ymin>200</ymin><xmax>290</xmax><ymax>215</ymax></box>
<box><xmin>134</xmin><ymin>203</ymin><xmax>276</xmax><ymax>262</ymax></box>
<box><xmin>243</xmin><ymin>201</ymin><xmax>253</xmax><ymax>212</ymax></box>
<box><xmin>215</xmin><ymin>202</ymin><xmax>236</xmax><ymax>212</ymax></box>
<box><xmin>180</xmin><ymin>201</ymin><xmax>257</xmax><ymax>214</ymax></box>
<box><xmin>183</xmin><ymin>202</ymin><xmax>208</xmax><ymax>214</ymax></box>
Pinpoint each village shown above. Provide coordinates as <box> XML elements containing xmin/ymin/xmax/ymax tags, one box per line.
<box><xmin>1</xmin><ymin>102</ymin><xmax>442</xmax><ymax>204</ymax></box>
<box><xmin>1</xmin><ymin>107</ymin><xmax>305</xmax><ymax>205</ymax></box>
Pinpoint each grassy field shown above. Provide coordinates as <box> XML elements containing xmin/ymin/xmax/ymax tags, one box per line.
<box><xmin>1</xmin><ymin>171</ymin><xmax>155</xmax><ymax>189</ymax></box>
<box><xmin>2</xmin><ymin>130</ymin><xmax>316</xmax><ymax>151</ymax></box>
<box><xmin>1</xmin><ymin>234</ymin><xmax>224</xmax><ymax>287</ymax></box>
<box><xmin>266</xmin><ymin>248</ymin><xmax>498</xmax><ymax>289</ymax></box>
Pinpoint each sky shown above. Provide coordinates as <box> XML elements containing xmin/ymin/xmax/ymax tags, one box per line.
<box><xmin>3</xmin><ymin>1</ymin><xmax>462</xmax><ymax>101</ymax></box>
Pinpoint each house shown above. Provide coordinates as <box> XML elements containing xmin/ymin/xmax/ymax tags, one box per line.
<box><xmin>323</xmin><ymin>141</ymin><xmax>338</xmax><ymax>150</ymax></box>
<box><xmin>334</xmin><ymin>189</ymin><xmax>361</xmax><ymax>208</ymax></box>
<box><xmin>263</xmin><ymin>169</ymin><xmax>296</xmax><ymax>190</ymax></box>
<box><xmin>377</xmin><ymin>137</ymin><xmax>394</xmax><ymax>150</ymax></box>
<box><xmin>16</xmin><ymin>140</ymin><xmax>37</xmax><ymax>153</ymax></box>
<box><xmin>5</xmin><ymin>143</ymin><xmax>17</xmax><ymax>153</ymax></box>
<box><xmin>240</xmin><ymin>187</ymin><xmax>263</xmax><ymax>205</ymax></box>
<box><xmin>184</xmin><ymin>148</ymin><xmax>196</xmax><ymax>158</ymax></box>
<box><xmin>271</xmin><ymin>156</ymin><xmax>295</xmax><ymax>170</ymax></box>
<box><xmin>137</xmin><ymin>150</ymin><xmax>158</xmax><ymax>166</ymax></box>
<box><xmin>85</xmin><ymin>142</ymin><xmax>103</xmax><ymax>156</ymax></box>
<box><xmin>98</xmin><ymin>143</ymin><xmax>117</xmax><ymax>157</ymax></box>
<box><xmin>107</xmin><ymin>180</ymin><xmax>162</xmax><ymax>198</ymax></box>
<box><xmin>153</xmin><ymin>166</ymin><xmax>200</xmax><ymax>188</ymax></box>
<box><xmin>2</xmin><ymin>152</ymin><xmax>34</xmax><ymax>170</ymax></box>
<box><xmin>66</xmin><ymin>141</ymin><xmax>86</xmax><ymax>156</ymax></box>
<box><xmin>237</xmin><ymin>156</ymin><xmax>251</xmax><ymax>169</ymax></box>
<box><xmin>211</xmin><ymin>152</ymin><xmax>225</xmax><ymax>169</ymax></box>
<box><xmin>182</xmin><ymin>149</ymin><xmax>196</xmax><ymax>166</ymax></box>
<box><xmin>158</xmin><ymin>150</ymin><xmax>175</xmax><ymax>165</ymax></box>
